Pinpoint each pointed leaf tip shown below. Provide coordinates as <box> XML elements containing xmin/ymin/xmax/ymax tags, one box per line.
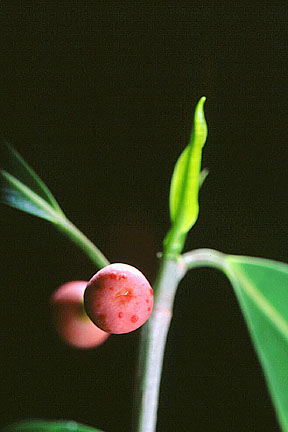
<box><xmin>193</xmin><ymin>96</ymin><xmax>208</xmax><ymax>147</ymax></box>
<box><xmin>198</xmin><ymin>96</ymin><xmax>207</xmax><ymax>106</ymax></box>
<box><xmin>195</xmin><ymin>97</ymin><xmax>206</xmax><ymax>118</ymax></box>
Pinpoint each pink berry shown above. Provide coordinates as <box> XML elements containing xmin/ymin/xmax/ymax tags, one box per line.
<box><xmin>84</xmin><ymin>263</ymin><xmax>153</xmax><ymax>334</ymax></box>
<box><xmin>50</xmin><ymin>281</ymin><xmax>109</xmax><ymax>349</ymax></box>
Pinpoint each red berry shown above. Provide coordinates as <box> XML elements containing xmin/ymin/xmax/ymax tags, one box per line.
<box><xmin>50</xmin><ymin>281</ymin><xmax>109</xmax><ymax>349</ymax></box>
<box><xmin>84</xmin><ymin>264</ymin><xmax>153</xmax><ymax>334</ymax></box>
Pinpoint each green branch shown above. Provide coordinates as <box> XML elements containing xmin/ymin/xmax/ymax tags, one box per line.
<box><xmin>55</xmin><ymin>216</ymin><xmax>110</xmax><ymax>269</ymax></box>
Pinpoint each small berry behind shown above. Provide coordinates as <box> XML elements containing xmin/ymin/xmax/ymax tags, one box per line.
<box><xmin>50</xmin><ymin>281</ymin><xmax>109</xmax><ymax>349</ymax></box>
<box><xmin>84</xmin><ymin>264</ymin><xmax>153</xmax><ymax>334</ymax></box>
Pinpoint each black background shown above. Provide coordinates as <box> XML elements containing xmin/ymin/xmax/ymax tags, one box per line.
<box><xmin>0</xmin><ymin>3</ymin><xmax>288</xmax><ymax>431</ymax></box>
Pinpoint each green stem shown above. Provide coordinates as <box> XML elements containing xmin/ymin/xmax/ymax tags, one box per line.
<box><xmin>55</xmin><ymin>216</ymin><xmax>110</xmax><ymax>269</ymax></box>
<box><xmin>133</xmin><ymin>248</ymin><xmax>227</xmax><ymax>432</ymax></box>
<box><xmin>182</xmin><ymin>248</ymin><xmax>228</xmax><ymax>273</ymax></box>
<box><xmin>133</xmin><ymin>256</ymin><xmax>186</xmax><ymax>432</ymax></box>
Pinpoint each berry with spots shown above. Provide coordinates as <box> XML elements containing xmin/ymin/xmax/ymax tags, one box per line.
<box><xmin>84</xmin><ymin>263</ymin><xmax>153</xmax><ymax>334</ymax></box>
<box><xmin>50</xmin><ymin>281</ymin><xmax>109</xmax><ymax>349</ymax></box>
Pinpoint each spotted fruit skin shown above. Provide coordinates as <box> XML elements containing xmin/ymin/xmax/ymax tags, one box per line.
<box><xmin>84</xmin><ymin>263</ymin><xmax>153</xmax><ymax>334</ymax></box>
<box><xmin>50</xmin><ymin>281</ymin><xmax>109</xmax><ymax>349</ymax></box>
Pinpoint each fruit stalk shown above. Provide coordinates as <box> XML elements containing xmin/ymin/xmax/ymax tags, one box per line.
<box><xmin>132</xmin><ymin>256</ymin><xmax>185</xmax><ymax>432</ymax></box>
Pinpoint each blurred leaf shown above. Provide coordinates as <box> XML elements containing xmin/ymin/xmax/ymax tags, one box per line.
<box><xmin>1</xmin><ymin>419</ymin><xmax>105</xmax><ymax>432</ymax></box>
<box><xmin>0</xmin><ymin>141</ymin><xmax>109</xmax><ymax>268</ymax></box>
<box><xmin>164</xmin><ymin>97</ymin><xmax>208</xmax><ymax>255</ymax></box>
<box><xmin>199</xmin><ymin>167</ymin><xmax>209</xmax><ymax>189</ymax></box>
<box><xmin>226</xmin><ymin>255</ymin><xmax>288</xmax><ymax>432</ymax></box>
<box><xmin>0</xmin><ymin>141</ymin><xmax>65</xmax><ymax>221</ymax></box>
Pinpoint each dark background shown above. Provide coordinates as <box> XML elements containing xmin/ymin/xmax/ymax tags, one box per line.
<box><xmin>0</xmin><ymin>3</ymin><xmax>287</xmax><ymax>431</ymax></box>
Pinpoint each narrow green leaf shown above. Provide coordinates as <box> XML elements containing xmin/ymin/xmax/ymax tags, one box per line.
<box><xmin>0</xmin><ymin>141</ymin><xmax>65</xmax><ymax>221</ymax></box>
<box><xmin>163</xmin><ymin>97</ymin><xmax>208</xmax><ymax>255</ymax></box>
<box><xmin>1</xmin><ymin>419</ymin><xmax>105</xmax><ymax>432</ymax></box>
<box><xmin>225</xmin><ymin>255</ymin><xmax>288</xmax><ymax>432</ymax></box>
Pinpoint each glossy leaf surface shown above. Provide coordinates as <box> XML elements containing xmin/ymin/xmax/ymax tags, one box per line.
<box><xmin>1</xmin><ymin>420</ymin><xmax>104</xmax><ymax>432</ymax></box>
<box><xmin>0</xmin><ymin>141</ymin><xmax>64</xmax><ymax>221</ymax></box>
<box><xmin>225</xmin><ymin>255</ymin><xmax>288</xmax><ymax>432</ymax></box>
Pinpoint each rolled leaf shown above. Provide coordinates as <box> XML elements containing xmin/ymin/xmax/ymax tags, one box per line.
<box><xmin>164</xmin><ymin>97</ymin><xmax>208</xmax><ymax>255</ymax></box>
